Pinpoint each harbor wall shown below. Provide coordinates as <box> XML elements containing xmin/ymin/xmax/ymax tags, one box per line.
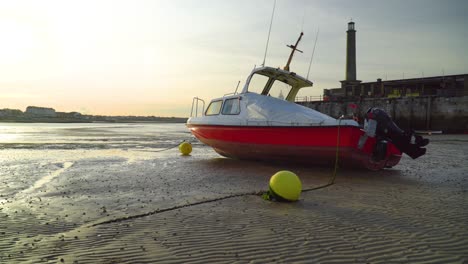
<box><xmin>298</xmin><ymin>96</ymin><xmax>468</xmax><ymax>133</ymax></box>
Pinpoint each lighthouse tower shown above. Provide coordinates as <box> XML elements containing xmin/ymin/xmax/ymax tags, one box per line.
<box><xmin>346</xmin><ymin>21</ymin><xmax>357</xmax><ymax>81</ymax></box>
<box><xmin>341</xmin><ymin>21</ymin><xmax>361</xmax><ymax>96</ymax></box>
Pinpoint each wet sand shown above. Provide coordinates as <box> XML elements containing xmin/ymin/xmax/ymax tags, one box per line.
<box><xmin>1</xmin><ymin>131</ymin><xmax>467</xmax><ymax>263</ymax></box>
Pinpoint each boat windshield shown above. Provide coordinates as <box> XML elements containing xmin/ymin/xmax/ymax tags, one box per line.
<box><xmin>244</xmin><ymin>67</ymin><xmax>313</xmax><ymax>102</ymax></box>
<box><xmin>247</xmin><ymin>74</ymin><xmax>292</xmax><ymax>100</ymax></box>
<box><xmin>248</xmin><ymin>74</ymin><xmax>269</xmax><ymax>95</ymax></box>
<box><xmin>269</xmin><ymin>80</ymin><xmax>292</xmax><ymax>100</ymax></box>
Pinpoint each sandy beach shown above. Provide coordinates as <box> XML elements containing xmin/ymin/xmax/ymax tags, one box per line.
<box><xmin>1</xmin><ymin>123</ymin><xmax>467</xmax><ymax>263</ymax></box>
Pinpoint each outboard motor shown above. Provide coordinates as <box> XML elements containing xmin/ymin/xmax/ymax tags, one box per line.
<box><xmin>365</xmin><ymin>108</ymin><xmax>429</xmax><ymax>160</ymax></box>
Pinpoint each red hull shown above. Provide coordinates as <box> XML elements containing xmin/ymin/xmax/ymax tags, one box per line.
<box><xmin>187</xmin><ymin>124</ymin><xmax>401</xmax><ymax>170</ymax></box>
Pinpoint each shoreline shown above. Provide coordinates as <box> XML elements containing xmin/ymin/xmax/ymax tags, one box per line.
<box><xmin>0</xmin><ymin>119</ymin><xmax>188</xmax><ymax>124</ymax></box>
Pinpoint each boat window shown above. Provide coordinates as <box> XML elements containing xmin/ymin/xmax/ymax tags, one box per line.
<box><xmin>268</xmin><ymin>80</ymin><xmax>292</xmax><ymax>100</ymax></box>
<box><xmin>248</xmin><ymin>74</ymin><xmax>269</xmax><ymax>94</ymax></box>
<box><xmin>221</xmin><ymin>98</ymin><xmax>240</xmax><ymax>115</ymax></box>
<box><xmin>205</xmin><ymin>100</ymin><xmax>223</xmax><ymax>116</ymax></box>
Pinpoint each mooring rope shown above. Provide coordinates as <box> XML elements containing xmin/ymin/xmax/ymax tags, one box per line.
<box><xmin>302</xmin><ymin>117</ymin><xmax>342</xmax><ymax>192</ymax></box>
<box><xmin>91</xmin><ymin>191</ymin><xmax>263</xmax><ymax>227</ymax></box>
<box><xmin>91</xmin><ymin>122</ymin><xmax>342</xmax><ymax>227</ymax></box>
<box><xmin>151</xmin><ymin>145</ymin><xmax>180</xmax><ymax>152</ymax></box>
<box><xmin>151</xmin><ymin>139</ymin><xmax>198</xmax><ymax>152</ymax></box>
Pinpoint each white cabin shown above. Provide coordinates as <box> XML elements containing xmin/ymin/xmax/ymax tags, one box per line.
<box><xmin>188</xmin><ymin>66</ymin><xmax>358</xmax><ymax>127</ymax></box>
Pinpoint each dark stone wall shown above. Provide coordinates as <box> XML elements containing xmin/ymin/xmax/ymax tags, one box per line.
<box><xmin>298</xmin><ymin>96</ymin><xmax>468</xmax><ymax>133</ymax></box>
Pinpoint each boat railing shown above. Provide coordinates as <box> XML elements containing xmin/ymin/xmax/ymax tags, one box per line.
<box><xmin>246</xmin><ymin>119</ymin><xmax>324</xmax><ymax>126</ymax></box>
<box><xmin>295</xmin><ymin>95</ymin><xmax>323</xmax><ymax>102</ymax></box>
<box><xmin>190</xmin><ymin>97</ymin><xmax>205</xmax><ymax>117</ymax></box>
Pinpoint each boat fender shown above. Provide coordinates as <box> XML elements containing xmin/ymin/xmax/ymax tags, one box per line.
<box><xmin>263</xmin><ymin>171</ymin><xmax>302</xmax><ymax>202</ymax></box>
<box><xmin>363</xmin><ymin>115</ymin><xmax>377</xmax><ymax>137</ymax></box>
<box><xmin>357</xmin><ymin>134</ymin><xmax>368</xmax><ymax>150</ymax></box>
<box><xmin>179</xmin><ymin>142</ymin><xmax>192</xmax><ymax>156</ymax></box>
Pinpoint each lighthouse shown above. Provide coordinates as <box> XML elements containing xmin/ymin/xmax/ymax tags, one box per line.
<box><xmin>341</xmin><ymin>21</ymin><xmax>361</xmax><ymax>96</ymax></box>
<box><xmin>346</xmin><ymin>21</ymin><xmax>357</xmax><ymax>81</ymax></box>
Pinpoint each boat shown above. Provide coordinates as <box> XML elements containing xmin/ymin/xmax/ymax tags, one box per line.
<box><xmin>186</xmin><ymin>33</ymin><xmax>428</xmax><ymax>170</ymax></box>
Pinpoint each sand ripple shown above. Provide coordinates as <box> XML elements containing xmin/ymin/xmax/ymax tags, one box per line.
<box><xmin>2</xmin><ymin>190</ymin><xmax>467</xmax><ymax>263</ymax></box>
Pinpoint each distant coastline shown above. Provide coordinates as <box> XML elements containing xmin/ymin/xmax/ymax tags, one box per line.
<box><xmin>0</xmin><ymin>106</ymin><xmax>188</xmax><ymax>123</ymax></box>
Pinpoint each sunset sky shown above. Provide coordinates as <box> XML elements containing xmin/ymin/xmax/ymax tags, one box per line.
<box><xmin>1</xmin><ymin>0</ymin><xmax>467</xmax><ymax>117</ymax></box>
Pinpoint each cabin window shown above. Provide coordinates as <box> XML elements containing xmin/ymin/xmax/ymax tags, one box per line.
<box><xmin>205</xmin><ymin>100</ymin><xmax>223</xmax><ymax>116</ymax></box>
<box><xmin>268</xmin><ymin>80</ymin><xmax>292</xmax><ymax>100</ymax></box>
<box><xmin>221</xmin><ymin>98</ymin><xmax>240</xmax><ymax>115</ymax></box>
<box><xmin>248</xmin><ymin>74</ymin><xmax>269</xmax><ymax>94</ymax></box>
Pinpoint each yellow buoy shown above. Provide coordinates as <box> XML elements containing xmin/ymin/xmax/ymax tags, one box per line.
<box><xmin>179</xmin><ymin>142</ymin><xmax>192</xmax><ymax>155</ymax></box>
<box><xmin>269</xmin><ymin>170</ymin><xmax>302</xmax><ymax>201</ymax></box>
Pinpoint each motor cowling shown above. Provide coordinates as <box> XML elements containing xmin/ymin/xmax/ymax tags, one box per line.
<box><xmin>365</xmin><ymin>108</ymin><xmax>429</xmax><ymax>160</ymax></box>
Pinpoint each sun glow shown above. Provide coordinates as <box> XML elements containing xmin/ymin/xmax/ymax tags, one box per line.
<box><xmin>0</xmin><ymin>22</ymin><xmax>36</xmax><ymax>63</ymax></box>
<box><xmin>0</xmin><ymin>1</ymin><xmax>466</xmax><ymax>116</ymax></box>
<box><xmin>0</xmin><ymin>132</ymin><xmax>20</xmax><ymax>143</ymax></box>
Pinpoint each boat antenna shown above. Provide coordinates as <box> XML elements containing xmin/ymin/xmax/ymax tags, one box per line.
<box><xmin>234</xmin><ymin>80</ymin><xmax>240</xmax><ymax>94</ymax></box>
<box><xmin>301</xmin><ymin>9</ymin><xmax>306</xmax><ymax>32</ymax></box>
<box><xmin>261</xmin><ymin>0</ymin><xmax>276</xmax><ymax>67</ymax></box>
<box><xmin>306</xmin><ymin>27</ymin><xmax>320</xmax><ymax>80</ymax></box>
<box><xmin>283</xmin><ymin>31</ymin><xmax>304</xmax><ymax>72</ymax></box>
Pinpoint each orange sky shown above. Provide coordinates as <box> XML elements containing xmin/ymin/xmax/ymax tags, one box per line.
<box><xmin>1</xmin><ymin>0</ymin><xmax>467</xmax><ymax>117</ymax></box>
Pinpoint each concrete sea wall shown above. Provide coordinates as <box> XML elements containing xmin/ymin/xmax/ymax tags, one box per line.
<box><xmin>298</xmin><ymin>96</ymin><xmax>468</xmax><ymax>133</ymax></box>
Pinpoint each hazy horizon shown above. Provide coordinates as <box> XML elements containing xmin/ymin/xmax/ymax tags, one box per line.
<box><xmin>1</xmin><ymin>0</ymin><xmax>467</xmax><ymax>117</ymax></box>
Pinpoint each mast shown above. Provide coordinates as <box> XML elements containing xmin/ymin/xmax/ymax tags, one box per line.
<box><xmin>283</xmin><ymin>32</ymin><xmax>304</xmax><ymax>72</ymax></box>
<box><xmin>261</xmin><ymin>0</ymin><xmax>277</xmax><ymax>67</ymax></box>
<box><xmin>306</xmin><ymin>28</ymin><xmax>319</xmax><ymax>80</ymax></box>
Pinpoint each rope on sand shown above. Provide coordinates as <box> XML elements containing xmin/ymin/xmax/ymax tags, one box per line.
<box><xmin>302</xmin><ymin>118</ymin><xmax>342</xmax><ymax>192</ymax></box>
<box><xmin>92</xmin><ymin>123</ymin><xmax>342</xmax><ymax>227</ymax></box>
<box><xmin>91</xmin><ymin>191</ymin><xmax>263</xmax><ymax>227</ymax></box>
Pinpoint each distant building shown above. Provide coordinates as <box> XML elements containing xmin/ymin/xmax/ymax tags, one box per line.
<box><xmin>323</xmin><ymin>21</ymin><xmax>468</xmax><ymax>101</ymax></box>
<box><xmin>25</xmin><ymin>106</ymin><xmax>57</xmax><ymax>117</ymax></box>
<box><xmin>56</xmin><ymin>111</ymin><xmax>82</xmax><ymax>119</ymax></box>
<box><xmin>0</xmin><ymin>108</ymin><xmax>23</xmax><ymax>117</ymax></box>
<box><xmin>325</xmin><ymin>74</ymin><xmax>468</xmax><ymax>100</ymax></box>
